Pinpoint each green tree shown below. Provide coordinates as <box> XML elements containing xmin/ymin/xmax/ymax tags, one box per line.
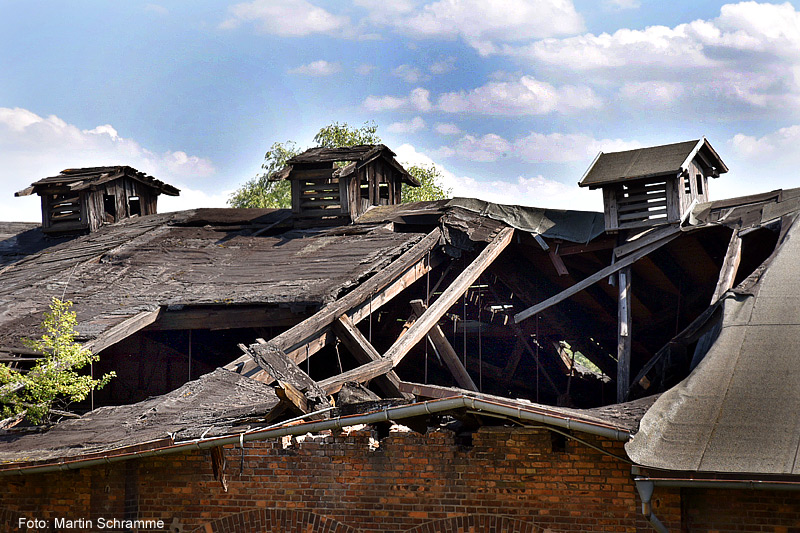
<box><xmin>228</xmin><ymin>121</ymin><xmax>449</xmax><ymax>208</ymax></box>
<box><xmin>404</xmin><ymin>164</ymin><xmax>452</xmax><ymax>203</ymax></box>
<box><xmin>0</xmin><ymin>298</ymin><xmax>115</xmax><ymax>424</ymax></box>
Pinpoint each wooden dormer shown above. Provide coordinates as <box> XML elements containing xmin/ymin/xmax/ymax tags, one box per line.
<box><xmin>273</xmin><ymin>144</ymin><xmax>420</xmax><ymax>225</ymax></box>
<box><xmin>15</xmin><ymin>166</ymin><xmax>179</xmax><ymax>235</ymax></box>
<box><xmin>579</xmin><ymin>138</ymin><xmax>728</xmax><ymax>232</ymax></box>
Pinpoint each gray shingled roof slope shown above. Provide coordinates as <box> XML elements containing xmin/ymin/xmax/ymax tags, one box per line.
<box><xmin>626</xmin><ymin>216</ymin><xmax>800</xmax><ymax>474</ymax></box>
<box><xmin>580</xmin><ymin>140</ymin><xmax>699</xmax><ymax>188</ymax></box>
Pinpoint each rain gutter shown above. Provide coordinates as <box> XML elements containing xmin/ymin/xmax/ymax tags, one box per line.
<box><xmin>0</xmin><ymin>395</ymin><xmax>630</xmax><ymax>477</ymax></box>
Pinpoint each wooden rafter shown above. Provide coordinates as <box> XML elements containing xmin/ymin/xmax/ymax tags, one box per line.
<box><xmin>317</xmin><ymin>227</ymin><xmax>514</xmax><ymax>394</ymax></box>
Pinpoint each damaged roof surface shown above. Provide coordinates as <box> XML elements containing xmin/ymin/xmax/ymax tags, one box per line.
<box><xmin>0</xmin><ymin>368</ymin><xmax>280</xmax><ymax>465</ymax></box>
<box><xmin>0</xmin><ymin>208</ymin><xmax>425</xmax><ymax>349</ymax></box>
<box><xmin>627</xmin><ymin>214</ymin><xmax>800</xmax><ymax>474</ymax></box>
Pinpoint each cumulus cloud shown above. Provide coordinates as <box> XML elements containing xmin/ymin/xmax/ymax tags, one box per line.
<box><xmin>502</xmin><ymin>2</ymin><xmax>800</xmax><ymax>115</ymax></box>
<box><xmin>438</xmin><ymin>75</ymin><xmax>602</xmax><ymax>115</ymax></box>
<box><xmin>435</xmin><ymin>123</ymin><xmax>462</xmax><ymax>135</ymax></box>
<box><xmin>429</xmin><ymin>56</ymin><xmax>457</xmax><ymax>75</ymax></box>
<box><xmin>619</xmin><ymin>81</ymin><xmax>685</xmax><ymax>105</ymax></box>
<box><xmin>394</xmin><ymin>143</ymin><xmax>600</xmax><ymax>210</ymax></box>
<box><xmin>363</xmin><ymin>87</ymin><xmax>432</xmax><ymax>112</ymax></box>
<box><xmin>0</xmin><ymin>107</ymin><xmax>218</xmax><ymax>222</ymax></box>
<box><xmin>437</xmin><ymin>134</ymin><xmax>513</xmax><ymax>162</ymax></box>
<box><xmin>220</xmin><ymin>0</ymin><xmax>349</xmax><ymax>37</ymax></box>
<box><xmin>730</xmin><ymin>125</ymin><xmax>800</xmax><ymax>161</ymax></box>
<box><xmin>392</xmin><ymin>64</ymin><xmax>429</xmax><ymax>83</ymax></box>
<box><xmin>355</xmin><ymin>63</ymin><xmax>377</xmax><ymax>75</ymax></box>
<box><xmin>436</xmin><ymin>130</ymin><xmax>640</xmax><ymax>163</ymax></box>
<box><xmin>375</xmin><ymin>0</ymin><xmax>583</xmax><ymax>52</ymax></box>
<box><xmin>387</xmin><ymin>116</ymin><xmax>427</xmax><ymax>133</ymax></box>
<box><xmin>288</xmin><ymin>60</ymin><xmax>342</xmax><ymax>76</ymax></box>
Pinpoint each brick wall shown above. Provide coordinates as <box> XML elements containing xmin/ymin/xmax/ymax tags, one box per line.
<box><xmin>682</xmin><ymin>488</ymin><xmax>800</xmax><ymax>532</ymax></box>
<box><xmin>2</xmin><ymin>426</ymin><xmax>683</xmax><ymax>532</ymax></box>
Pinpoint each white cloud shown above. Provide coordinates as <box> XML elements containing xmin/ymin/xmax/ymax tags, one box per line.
<box><xmin>387</xmin><ymin>116</ymin><xmax>427</xmax><ymax>133</ymax></box>
<box><xmin>619</xmin><ymin>81</ymin><xmax>684</xmax><ymax>105</ymax></box>
<box><xmin>363</xmin><ymin>87</ymin><xmax>432</xmax><ymax>112</ymax></box>
<box><xmin>429</xmin><ymin>56</ymin><xmax>456</xmax><ymax>75</ymax></box>
<box><xmin>394</xmin><ymin>143</ymin><xmax>600</xmax><ymax>210</ymax></box>
<box><xmin>604</xmin><ymin>0</ymin><xmax>640</xmax><ymax>10</ymax></box>
<box><xmin>392</xmin><ymin>64</ymin><xmax>429</xmax><ymax>83</ymax></box>
<box><xmin>435</xmin><ymin>130</ymin><xmax>640</xmax><ymax>164</ymax></box>
<box><xmin>288</xmin><ymin>60</ymin><xmax>342</xmax><ymax>76</ymax></box>
<box><xmin>434</xmin><ymin>123</ymin><xmax>461</xmax><ymax>135</ymax></box>
<box><xmin>0</xmin><ymin>107</ymin><xmax>218</xmax><ymax>222</ymax></box>
<box><xmin>379</xmin><ymin>0</ymin><xmax>584</xmax><ymax>50</ymax></box>
<box><xmin>514</xmin><ymin>132</ymin><xmax>641</xmax><ymax>163</ymax></box>
<box><xmin>437</xmin><ymin>75</ymin><xmax>601</xmax><ymax>115</ymax></box>
<box><xmin>355</xmin><ymin>63</ymin><xmax>377</xmax><ymax>75</ymax></box>
<box><xmin>437</xmin><ymin>134</ymin><xmax>513</xmax><ymax>162</ymax></box>
<box><xmin>144</xmin><ymin>4</ymin><xmax>169</xmax><ymax>15</ymax></box>
<box><xmin>220</xmin><ymin>0</ymin><xmax>349</xmax><ymax>37</ymax></box>
<box><xmin>502</xmin><ymin>2</ymin><xmax>800</xmax><ymax>115</ymax></box>
<box><xmin>730</xmin><ymin>125</ymin><xmax>800</xmax><ymax>161</ymax></box>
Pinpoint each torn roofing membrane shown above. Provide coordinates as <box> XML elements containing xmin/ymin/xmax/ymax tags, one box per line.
<box><xmin>627</xmin><ymin>215</ymin><xmax>800</xmax><ymax>474</ymax></box>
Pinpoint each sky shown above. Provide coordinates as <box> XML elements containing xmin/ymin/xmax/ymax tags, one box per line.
<box><xmin>4</xmin><ymin>1</ymin><xmax>800</xmax><ymax>222</ymax></box>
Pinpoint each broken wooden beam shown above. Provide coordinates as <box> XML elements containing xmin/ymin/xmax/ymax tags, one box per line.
<box><xmin>617</xmin><ymin>266</ymin><xmax>632</xmax><ymax>403</ymax></box>
<box><xmin>409</xmin><ymin>299</ymin><xmax>477</xmax><ymax>391</ymax></box>
<box><xmin>332</xmin><ymin>315</ymin><xmax>407</xmax><ymax>398</ymax></box>
<box><xmin>384</xmin><ymin>227</ymin><xmax>514</xmax><ymax>366</ymax></box>
<box><xmin>319</xmin><ymin>227</ymin><xmax>514</xmax><ymax>394</ymax></box>
<box><xmin>246</xmin><ymin>343</ymin><xmax>325</xmax><ymax>402</ymax></box>
<box><xmin>710</xmin><ymin>228</ymin><xmax>742</xmax><ymax>304</ymax></box>
<box><xmin>514</xmin><ymin>231</ymin><xmax>680</xmax><ymax>324</ymax></box>
<box><xmin>275</xmin><ymin>380</ymin><xmax>308</xmax><ymax>414</ymax></box>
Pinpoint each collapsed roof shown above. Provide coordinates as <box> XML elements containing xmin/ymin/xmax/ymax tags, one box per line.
<box><xmin>0</xmin><ymin>184</ymin><xmax>798</xmax><ymax>484</ymax></box>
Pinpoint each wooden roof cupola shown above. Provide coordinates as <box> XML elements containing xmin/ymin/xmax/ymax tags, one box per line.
<box><xmin>579</xmin><ymin>138</ymin><xmax>728</xmax><ymax>232</ymax></box>
<box><xmin>273</xmin><ymin>144</ymin><xmax>420</xmax><ymax>225</ymax></box>
<box><xmin>15</xmin><ymin>166</ymin><xmax>179</xmax><ymax>235</ymax></box>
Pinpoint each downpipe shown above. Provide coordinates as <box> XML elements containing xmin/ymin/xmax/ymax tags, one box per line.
<box><xmin>635</xmin><ymin>479</ymin><xmax>670</xmax><ymax>533</ymax></box>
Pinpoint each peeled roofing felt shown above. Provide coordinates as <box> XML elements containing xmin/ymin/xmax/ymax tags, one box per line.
<box><xmin>626</xmin><ymin>215</ymin><xmax>800</xmax><ymax>474</ymax></box>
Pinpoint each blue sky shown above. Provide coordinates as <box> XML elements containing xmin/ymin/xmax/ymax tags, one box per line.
<box><xmin>3</xmin><ymin>0</ymin><xmax>800</xmax><ymax>221</ymax></box>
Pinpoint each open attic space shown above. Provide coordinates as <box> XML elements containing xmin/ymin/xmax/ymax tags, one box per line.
<box><xmin>4</xmin><ymin>143</ymin><xmax>800</xmax><ymax>531</ymax></box>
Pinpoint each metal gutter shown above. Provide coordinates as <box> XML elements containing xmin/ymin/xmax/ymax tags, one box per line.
<box><xmin>0</xmin><ymin>395</ymin><xmax>630</xmax><ymax>477</ymax></box>
<box><xmin>631</xmin><ymin>465</ymin><xmax>800</xmax><ymax>491</ymax></box>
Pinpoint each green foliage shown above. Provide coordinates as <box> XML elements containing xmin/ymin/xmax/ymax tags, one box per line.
<box><xmin>228</xmin><ymin>121</ymin><xmax>450</xmax><ymax>208</ymax></box>
<box><xmin>227</xmin><ymin>141</ymin><xmax>298</xmax><ymax>209</ymax></box>
<box><xmin>313</xmin><ymin>121</ymin><xmax>380</xmax><ymax>148</ymax></box>
<box><xmin>0</xmin><ymin>298</ymin><xmax>115</xmax><ymax>424</ymax></box>
<box><xmin>403</xmin><ymin>165</ymin><xmax>452</xmax><ymax>202</ymax></box>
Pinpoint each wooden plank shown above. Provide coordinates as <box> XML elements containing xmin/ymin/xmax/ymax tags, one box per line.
<box><xmin>318</xmin><ymin>358</ymin><xmax>394</xmax><ymax>394</ymax></box>
<box><xmin>617</xmin><ymin>266</ymin><xmax>631</xmax><ymax>403</ymax></box>
<box><xmin>603</xmin><ymin>187</ymin><xmax>619</xmax><ymax>232</ymax></box>
<box><xmin>614</xmin><ymin>226</ymin><xmax>680</xmax><ymax>259</ymax></box>
<box><xmin>275</xmin><ymin>380</ymin><xmax>308</xmax><ymax>413</ymax></box>
<box><xmin>409</xmin><ymin>299</ymin><xmax>477</xmax><ymax>391</ymax></box>
<box><xmin>710</xmin><ymin>228</ymin><xmax>742</xmax><ymax>305</ymax></box>
<box><xmin>617</xmin><ymin>200</ymin><xmax>667</xmax><ymax>212</ymax></box>
<box><xmin>300</xmin><ymin>199</ymin><xmax>341</xmax><ymax>208</ymax></box>
<box><xmin>618</xmin><ymin>208</ymin><xmax>667</xmax><ymax>221</ymax></box>
<box><xmin>383</xmin><ymin>227</ymin><xmax>514</xmax><ymax>366</ymax></box>
<box><xmin>84</xmin><ymin>308</ymin><xmax>163</xmax><ymax>354</ymax></box>
<box><xmin>319</xmin><ymin>227</ymin><xmax>514</xmax><ymax>394</ymax></box>
<box><xmin>241</xmin><ymin>229</ymin><xmax>442</xmax><ymax>377</ymax></box>
<box><xmin>514</xmin><ymin>231</ymin><xmax>680</xmax><ymax>324</ymax></box>
<box><xmin>547</xmin><ymin>248</ymin><xmax>569</xmax><ymax>276</ymax></box>
<box><xmin>247</xmin><ymin>343</ymin><xmax>324</xmax><ymax>399</ymax></box>
<box><xmin>332</xmin><ymin>315</ymin><xmax>406</xmax><ymax>398</ymax></box>
<box><xmin>290</xmin><ymin>168</ymin><xmax>336</xmax><ymax>180</ymax></box>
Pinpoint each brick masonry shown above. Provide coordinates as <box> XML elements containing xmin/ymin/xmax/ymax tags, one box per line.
<box><xmin>1</xmin><ymin>426</ymin><xmax>796</xmax><ymax>532</ymax></box>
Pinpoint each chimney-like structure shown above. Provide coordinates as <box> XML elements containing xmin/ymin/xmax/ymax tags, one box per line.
<box><xmin>272</xmin><ymin>144</ymin><xmax>419</xmax><ymax>226</ymax></box>
<box><xmin>579</xmin><ymin>138</ymin><xmax>728</xmax><ymax>232</ymax></box>
<box><xmin>15</xmin><ymin>166</ymin><xmax>179</xmax><ymax>235</ymax></box>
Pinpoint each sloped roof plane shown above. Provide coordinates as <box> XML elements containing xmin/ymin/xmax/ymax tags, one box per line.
<box><xmin>579</xmin><ymin>138</ymin><xmax>729</xmax><ymax>189</ymax></box>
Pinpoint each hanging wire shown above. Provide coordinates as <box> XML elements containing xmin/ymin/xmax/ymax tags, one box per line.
<box><xmin>462</xmin><ymin>292</ymin><xmax>467</xmax><ymax>367</ymax></box>
<box><xmin>369</xmin><ymin>291</ymin><xmax>373</xmax><ymax>343</ymax></box>
<box><xmin>478</xmin><ymin>275</ymin><xmax>483</xmax><ymax>393</ymax></box>
<box><xmin>536</xmin><ymin>315</ymin><xmax>540</xmax><ymax>403</ymax></box>
<box><xmin>425</xmin><ymin>251</ymin><xmax>430</xmax><ymax>383</ymax></box>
